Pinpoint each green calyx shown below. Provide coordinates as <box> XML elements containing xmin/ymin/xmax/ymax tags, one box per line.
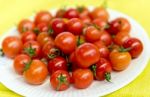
<box><xmin>33</xmin><ymin>27</ymin><xmax>40</xmax><ymax>35</ymax></box>
<box><xmin>91</xmin><ymin>65</ymin><xmax>97</xmax><ymax>77</ymax></box>
<box><xmin>119</xmin><ymin>46</ymin><xmax>131</xmax><ymax>52</ymax></box>
<box><xmin>23</xmin><ymin>61</ymin><xmax>32</xmax><ymax>72</ymax></box>
<box><xmin>24</xmin><ymin>44</ymin><xmax>36</xmax><ymax>58</ymax></box>
<box><xmin>77</xmin><ymin>36</ymin><xmax>85</xmax><ymax>46</ymax></box>
<box><xmin>48</xmin><ymin>27</ymin><xmax>54</xmax><ymax>35</ymax></box>
<box><xmin>47</xmin><ymin>48</ymin><xmax>60</xmax><ymax>59</ymax></box>
<box><xmin>0</xmin><ymin>48</ymin><xmax>4</xmax><ymax>57</ymax></box>
<box><xmin>56</xmin><ymin>74</ymin><xmax>68</xmax><ymax>91</ymax></box>
<box><xmin>105</xmin><ymin>72</ymin><xmax>111</xmax><ymax>82</ymax></box>
<box><xmin>77</xmin><ymin>6</ymin><xmax>85</xmax><ymax>13</ymax></box>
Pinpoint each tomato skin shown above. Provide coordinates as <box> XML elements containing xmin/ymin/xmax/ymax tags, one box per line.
<box><xmin>37</xmin><ymin>32</ymin><xmax>54</xmax><ymax>47</ymax></box>
<box><xmin>109</xmin><ymin>51</ymin><xmax>131</xmax><ymax>71</ymax></box>
<box><xmin>94</xmin><ymin>41</ymin><xmax>110</xmax><ymax>58</ymax></box>
<box><xmin>63</xmin><ymin>9</ymin><xmax>79</xmax><ymax>19</ymax></box>
<box><xmin>18</xmin><ymin>19</ymin><xmax>35</xmax><ymax>33</ymax></box>
<box><xmin>123</xmin><ymin>38</ymin><xmax>143</xmax><ymax>58</ymax></box>
<box><xmin>34</xmin><ymin>11</ymin><xmax>52</xmax><ymax>25</ymax></box>
<box><xmin>2</xmin><ymin>36</ymin><xmax>23</xmax><ymax>58</ymax></box>
<box><xmin>72</xmin><ymin>69</ymin><xmax>93</xmax><ymax>89</ymax></box>
<box><xmin>21</xmin><ymin>31</ymin><xmax>36</xmax><ymax>43</ymax></box>
<box><xmin>80</xmin><ymin>16</ymin><xmax>92</xmax><ymax>24</ymax></box>
<box><xmin>106</xmin><ymin>17</ymin><xmax>131</xmax><ymax>35</ymax></box>
<box><xmin>84</xmin><ymin>26</ymin><xmax>101</xmax><ymax>42</ymax></box>
<box><xmin>23</xmin><ymin>59</ymin><xmax>48</xmax><ymax>85</ymax></box>
<box><xmin>23</xmin><ymin>41</ymin><xmax>41</xmax><ymax>58</ymax></box>
<box><xmin>67</xmin><ymin>18</ymin><xmax>83</xmax><ymax>35</ymax></box>
<box><xmin>13</xmin><ymin>54</ymin><xmax>31</xmax><ymax>75</ymax></box>
<box><xmin>56</xmin><ymin>9</ymin><xmax>66</xmax><ymax>18</ymax></box>
<box><xmin>75</xmin><ymin>43</ymin><xmax>100</xmax><ymax>68</ymax></box>
<box><xmin>95</xmin><ymin>58</ymin><xmax>112</xmax><ymax>81</ymax></box>
<box><xmin>35</xmin><ymin>22</ymin><xmax>49</xmax><ymax>32</ymax></box>
<box><xmin>50</xmin><ymin>70</ymin><xmax>70</xmax><ymax>91</ymax></box>
<box><xmin>48</xmin><ymin>56</ymin><xmax>68</xmax><ymax>75</ymax></box>
<box><xmin>99</xmin><ymin>31</ymin><xmax>112</xmax><ymax>46</ymax></box>
<box><xmin>114</xmin><ymin>32</ymin><xmax>130</xmax><ymax>46</ymax></box>
<box><xmin>55</xmin><ymin>32</ymin><xmax>76</xmax><ymax>54</ymax></box>
<box><xmin>93</xmin><ymin>18</ymin><xmax>108</xmax><ymax>30</ymax></box>
<box><xmin>90</xmin><ymin>7</ymin><xmax>109</xmax><ymax>21</ymax></box>
<box><xmin>51</xmin><ymin>18</ymin><xmax>66</xmax><ymax>36</ymax></box>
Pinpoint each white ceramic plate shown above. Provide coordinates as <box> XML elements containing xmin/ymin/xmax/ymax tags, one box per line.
<box><xmin>0</xmin><ymin>7</ymin><xmax>150</xmax><ymax>97</ymax></box>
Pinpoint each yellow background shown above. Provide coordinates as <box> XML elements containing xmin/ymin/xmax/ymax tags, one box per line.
<box><xmin>0</xmin><ymin>0</ymin><xmax>150</xmax><ymax>97</ymax></box>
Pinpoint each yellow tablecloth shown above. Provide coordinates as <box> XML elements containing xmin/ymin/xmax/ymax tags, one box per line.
<box><xmin>0</xmin><ymin>0</ymin><xmax>150</xmax><ymax>97</ymax></box>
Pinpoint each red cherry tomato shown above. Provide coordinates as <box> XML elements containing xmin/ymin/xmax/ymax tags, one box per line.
<box><xmin>77</xmin><ymin>6</ymin><xmax>90</xmax><ymax>18</ymax></box>
<box><xmin>75</xmin><ymin>43</ymin><xmax>100</xmax><ymax>68</ymax></box>
<box><xmin>114</xmin><ymin>32</ymin><xmax>130</xmax><ymax>46</ymax></box>
<box><xmin>93</xmin><ymin>18</ymin><xmax>108</xmax><ymax>30</ymax></box>
<box><xmin>13</xmin><ymin>54</ymin><xmax>31</xmax><ymax>75</ymax></box>
<box><xmin>106</xmin><ymin>17</ymin><xmax>131</xmax><ymax>35</ymax></box>
<box><xmin>63</xmin><ymin>8</ymin><xmax>79</xmax><ymax>19</ymax></box>
<box><xmin>18</xmin><ymin>19</ymin><xmax>35</xmax><ymax>33</ymax></box>
<box><xmin>23</xmin><ymin>41</ymin><xmax>41</xmax><ymax>58</ymax></box>
<box><xmin>37</xmin><ymin>32</ymin><xmax>54</xmax><ymax>47</ymax></box>
<box><xmin>55</xmin><ymin>9</ymin><xmax>66</xmax><ymax>18</ymax></box>
<box><xmin>21</xmin><ymin>31</ymin><xmax>36</xmax><ymax>43</ymax></box>
<box><xmin>50</xmin><ymin>70</ymin><xmax>70</xmax><ymax>91</ymax></box>
<box><xmin>95</xmin><ymin>58</ymin><xmax>112</xmax><ymax>81</ymax></box>
<box><xmin>2</xmin><ymin>36</ymin><xmax>23</xmax><ymax>58</ymax></box>
<box><xmin>99</xmin><ymin>31</ymin><xmax>112</xmax><ymax>46</ymax></box>
<box><xmin>90</xmin><ymin>7</ymin><xmax>109</xmax><ymax>21</ymax></box>
<box><xmin>48</xmin><ymin>56</ymin><xmax>68</xmax><ymax>75</ymax></box>
<box><xmin>80</xmin><ymin>16</ymin><xmax>92</xmax><ymax>24</ymax></box>
<box><xmin>94</xmin><ymin>41</ymin><xmax>110</xmax><ymax>58</ymax></box>
<box><xmin>123</xmin><ymin>38</ymin><xmax>143</xmax><ymax>58</ymax></box>
<box><xmin>34</xmin><ymin>11</ymin><xmax>53</xmax><ymax>25</ymax></box>
<box><xmin>50</xmin><ymin>18</ymin><xmax>66</xmax><ymax>36</ymax></box>
<box><xmin>72</xmin><ymin>69</ymin><xmax>93</xmax><ymax>89</ymax></box>
<box><xmin>23</xmin><ymin>59</ymin><xmax>48</xmax><ymax>85</ymax></box>
<box><xmin>67</xmin><ymin>18</ymin><xmax>83</xmax><ymax>35</ymax></box>
<box><xmin>84</xmin><ymin>26</ymin><xmax>101</xmax><ymax>42</ymax></box>
<box><xmin>34</xmin><ymin>22</ymin><xmax>49</xmax><ymax>33</ymax></box>
<box><xmin>55</xmin><ymin>32</ymin><xmax>76</xmax><ymax>54</ymax></box>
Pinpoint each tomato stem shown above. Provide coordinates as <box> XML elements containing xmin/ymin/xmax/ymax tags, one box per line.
<box><xmin>33</xmin><ymin>27</ymin><xmax>40</xmax><ymax>35</ymax></box>
<box><xmin>77</xmin><ymin>6</ymin><xmax>84</xmax><ymax>13</ymax></box>
<box><xmin>48</xmin><ymin>48</ymin><xmax>60</xmax><ymax>59</ymax></box>
<box><xmin>119</xmin><ymin>46</ymin><xmax>131</xmax><ymax>52</ymax></box>
<box><xmin>91</xmin><ymin>65</ymin><xmax>97</xmax><ymax>77</ymax></box>
<box><xmin>0</xmin><ymin>48</ymin><xmax>4</xmax><ymax>57</ymax></box>
<box><xmin>48</xmin><ymin>28</ymin><xmax>54</xmax><ymax>35</ymax></box>
<box><xmin>56</xmin><ymin>73</ymin><xmax>68</xmax><ymax>91</ymax></box>
<box><xmin>24</xmin><ymin>44</ymin><xmax>36</xmax><ymax>58</ymax></box>
<box><xmin>105</xmin><ymin>72</ymin><xmax>111</xmax><ymax>82</ymax></box>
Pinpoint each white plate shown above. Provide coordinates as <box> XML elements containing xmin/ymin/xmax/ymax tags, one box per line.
<box><xmin>0</xmin><ymin>7</ymin><xmax>150</xmax><ymax>97</ymax></box>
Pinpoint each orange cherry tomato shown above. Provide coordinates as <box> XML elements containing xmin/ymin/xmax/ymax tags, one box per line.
<box><xmin>23</xmin><ymin>59</ymin><xmax>48</xmax><ymax>85</ymax></box>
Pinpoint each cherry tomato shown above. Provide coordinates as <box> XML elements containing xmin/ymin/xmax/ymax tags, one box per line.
<box><xmin>37</xmin><ymin>32</ymin><xmax>54</xmax><ymax>47</ymax></box>
<box><xmin>23</xmin><ymin>59</ymin><xmax>48</xmax><ymax>85</ymax></box>
<box><xmin>2</xmin><ymin>36</ymin><xmax>23</xmax><ymax>58</ymax></box>
<box><xmin>67</xmin><ymin>18</ymin><xmax>83</xmax><ymax>35</ymax></box>
<box><xmin>114</xmin><ymin>32</ymin><xmax>130</xmax><ymax>46</ymax></box>
<box><xmin>95</xmin><ymin>58</ymin><xmax>112</xmax><ymax>81</ymax></box>
<box><xmin>84</xmin><ymin>26</ymin><xmax>101</xmax><ymax>42</ymax></box>
<box><xmin>80</xmin><ymin>16</ymin><xmax>92</xmax><ymax>24</ymax></box>
<box><xmin>21</xmin><ymin>31</ymin><xmax>36</xmax><ymax>43</ymax></box>
<box><xmin>109</xmin><ymin>48</ymin><xmax>131</xmax><ymax>71</ymax></box>
<box><xmin>90</xmin><ymin>7</ymin><xmax>109</xmax><ymax>21</ymax></box>
<box><xmin>50</xmin><ymin>70</ymin><xmax>70</xmax><ymax>91</ymax></box>
<box><xmin>72</xmin><ymin>69</ymin><xmax>93</xmax><ymax>89</ymax></box>
<box><xmin>13</xmin><ymin>54</ymin><xmax>31</xmax><ymax>75</ymax></box>
<box><xmin>34</xmin><ymin>22</ymin><xmax>49</xmax><ymax>33</ymax></box>
<box><xmin>48</xmin><ymin>56</ymin><xmax>68</xmax><ymax>75</ymax></box>
<box><xmin>106</xmin><ymin>17</ymin><xmax>131</xmax><ymax>35</ymax></box>
<box><xmin>18</xmin><ymin>19</ymin><xmax>35</xmax><ymax>33</ymax></box>
<box><xmin>23</xmin><ymin>41</ymin><xmax>41</xmax><ymax>58</ymax></box>
<box><xmin>77</xmin><ymin>6</ymin><xmax>90</xmax><ymax>18</ymax></box>
<box><xmin>50</xmin><ymin>18</ymin><xmax>66</xmax><ymax>36</ymax></box>
<box><xmin>55</xmin><ymin>32</ymin><xmax>76</xmax><ymax>54</ymax></box>
<box><xmin>63</xmin><ymin>8</ymin><xmax>79</xmax><ymax>19</ymax></box>
<box><xmin>75</xmin><ymin>43</ymin><xmax>100</xmax><ymax>68</ymax></box>
<box><xmin>34</xmin><ymin>11</ymin><xmax>53</xmax><ymax>25</ymax></box>
<box><xmin>93</xmin><ymin>18</ymin><xmax>108</xmax><ymax>30</ymax></box>
<box><xmin>94</xmin><ymin>41</ymin><xmax>110</xmax><ymax>58</ymax></box>
<box><xmin>123</xmin><ymin>38</ymin><xmax>143</xmax><ymax>58</ymax></box>
<box><xmin>42</xmin><ymin>41</ymin><xmax>57</xmax><ymax>58</ymax></box>
<box><xmin>99</xmin><ymin>31</ymin><xmax>112</xmax><ymax>46</ymax></box>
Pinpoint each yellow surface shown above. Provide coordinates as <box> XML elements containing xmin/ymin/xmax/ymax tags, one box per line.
<box><xmin>0</xmin><ymin>0</ymin><xmax>150</xmax><ymax>97</ymax></box>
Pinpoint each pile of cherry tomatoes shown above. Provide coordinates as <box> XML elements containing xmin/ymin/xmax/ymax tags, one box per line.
<box><xmin>0</xmin><ymin>6</ymin><xmax>143</xmax><ymax>91</ymax></box>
